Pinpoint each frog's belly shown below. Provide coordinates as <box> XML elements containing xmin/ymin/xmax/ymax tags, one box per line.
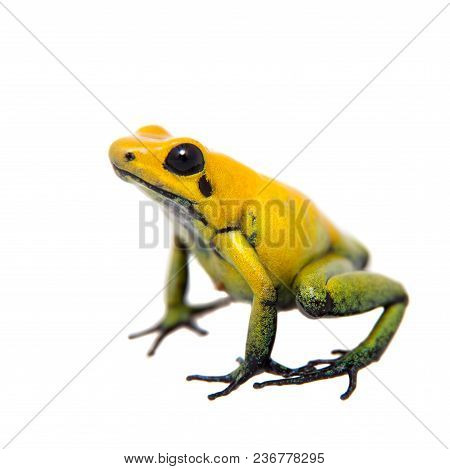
<box><xmin>170</xmin><ymin>218</ymin><xmax>254</xmax><ymax>302</ymax></box>
<box><xmin>193</xmin><ymin>245</ymin><xmax>254</xmax><ymax>302</ymax></box>
<box><xmin>194</xmin><ymin>246</ymin><xmax>297</xmax><ymax>308</ymax></box>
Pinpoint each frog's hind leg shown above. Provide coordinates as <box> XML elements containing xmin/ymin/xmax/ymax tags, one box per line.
<box><xmin>129</xmin><ymin>236</ymin><xmax>231</xmax><ymax>356</ymax></box>
<box><xmin>254</xmin><ymin>253</ymin><xmax>408</xmax><ymax>399</ymax></box>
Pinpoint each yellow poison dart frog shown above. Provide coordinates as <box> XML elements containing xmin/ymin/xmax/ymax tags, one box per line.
<box><xmin>109</xmin><ymin>125</ymin><xmax>408</xmax><ymax>400</ymax></box>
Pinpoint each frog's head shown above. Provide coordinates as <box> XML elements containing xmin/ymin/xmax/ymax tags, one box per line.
<box><xmin>109</xmin><ymin>125</ymin><xmax>262</xmax><ymax>228</ymax></box>
<box><xmin>109</xmin><ymin>126</ymin><xmax>217</xmax><ymax>221</ymax></box>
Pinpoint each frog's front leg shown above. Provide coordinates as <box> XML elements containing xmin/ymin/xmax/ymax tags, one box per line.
<box><xmin>187</xmin><ymin>230</ymin><xmax>293</xmax><ymax>400</ymax></box>
<box><xmin>129</xmin><ymin>236</ymin><xmax>231</xmax><ymax>356</ymax></box>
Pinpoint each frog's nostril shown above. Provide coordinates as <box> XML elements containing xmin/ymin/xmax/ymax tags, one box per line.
<box><xmin>124</xmin><ymin>152</ymin><xmax>136</xmax><ymax>162</ymax></box>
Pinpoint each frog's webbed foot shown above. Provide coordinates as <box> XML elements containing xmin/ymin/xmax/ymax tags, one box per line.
<box><xmin>254</xmin><ymin>349</ymin><xmax>361</xmax><ymax>400</ymax></box>
<box><xmin>129</xmin><ymin>298</ymin><xmax>231</xmax><ymax>356</ymax></box>
<box><xmin>187</xmin><ymin>358</ymin><xmax>296</xmax><ymax>400</ymax></box>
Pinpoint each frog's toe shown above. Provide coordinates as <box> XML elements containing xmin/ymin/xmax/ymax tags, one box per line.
<box><xmin>128</xmin><ymin>322</ymin><xmax>174</xmax><ymax>356</ymax></box>
<box><xmin>146</xmin><ymin>330</ymin><xmax>171</xmax><ymax>356</ymax></box>
<box><xmin>128</xmin><ymin>324</ymin><xmax>161</xmax><ymax>340</ymax></box>
<box><xmin>191</xmin><ymin>297</ymin><xmax>232</xmax><ymax>315</ymax></box>
<box><xmin>185</xmin><ymin>322</ymin><xmax>209</xmax><ymax>336</ymax></box>
<box><xmin>186</xmin><ymin>373</ymin><xmax>233</xmax><ymax>384</ymax></box>
<box><xmin>206</xmin><ymin>368</ymin><xmax>257</xmax><ymax>401</ymax></box>
<box><xmin>331</xmin><ymin>349</ymin><xmax>350</xmax><ymax>356</ymax></box>
<box><xmin>207</xmin><ymin>379</ymin><xmax>246</xmax><ymax>401</ymax></box>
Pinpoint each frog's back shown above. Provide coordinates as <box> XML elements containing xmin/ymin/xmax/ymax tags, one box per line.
<box><xmin>239</xmin><ymin>175</ymin><xmax>337</xmax><ymax>287</ymax></box>
<box><xmin>178</xmin><ymin>150</ymin><xmax>341</xmax><ymax>296</ymax></box>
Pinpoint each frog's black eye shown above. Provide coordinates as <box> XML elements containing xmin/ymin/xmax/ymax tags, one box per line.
<box><xmin>163</xmin><ymin>144</ymin><xmax>205</xmax><ymax>176</ymax></box>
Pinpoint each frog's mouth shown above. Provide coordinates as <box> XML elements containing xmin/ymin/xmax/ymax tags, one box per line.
<box><xmin>112</xmin><ymin>164</ymin><xmax>207</xmax><ymax>225</ymax></box>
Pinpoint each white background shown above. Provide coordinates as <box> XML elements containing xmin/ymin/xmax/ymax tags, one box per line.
<box><xmin>0</xmin><ymin>0</ymin><xmax>449</xmax><ymax>467</ymax></box>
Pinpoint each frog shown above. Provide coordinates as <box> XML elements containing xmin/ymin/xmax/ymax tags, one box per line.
<box><xmin>109</xmin><ymin>125</ymin><xmax>408</xmax><ymax>401</ymax></box>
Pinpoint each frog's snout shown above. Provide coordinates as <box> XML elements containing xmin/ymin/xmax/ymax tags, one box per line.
<box><xmin>109</xmin><ymin>139</ymin><xmax>141</xmax><ymax>183</ymax></box>
<box><xmin>109</xmin><ymin>139</ymin><xmax>140</xmax><ymax>169</ymax></box>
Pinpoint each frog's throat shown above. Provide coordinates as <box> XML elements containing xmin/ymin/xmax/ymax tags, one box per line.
<box><xmin>112</xmin><ymin>165</ymin><xmax>207</xmax><ymax>226</ymax></box>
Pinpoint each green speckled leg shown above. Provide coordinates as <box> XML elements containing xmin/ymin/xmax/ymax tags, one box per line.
<box><xmin>254</xmin><ymin>254</ymin><xmax>408</xmax><ymax>399</ymax></box>
<box><xmin>187</xmin><ymin>298</ymin><xmax>296</xmax><ymax>400</ymax></box>
<box><xmin>129</xmin><ymin>236</ymin><xmax>231</xmax><ymax>356</ymax></box>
